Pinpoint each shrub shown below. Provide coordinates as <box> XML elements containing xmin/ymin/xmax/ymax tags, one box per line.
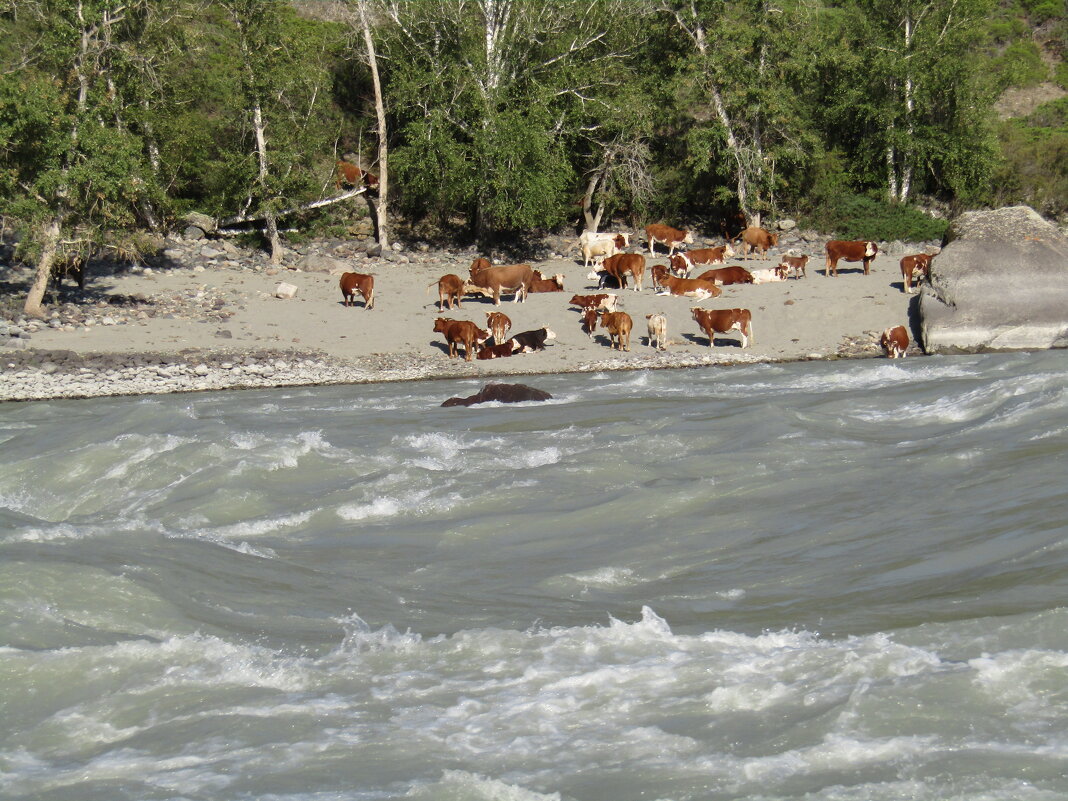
<box><xmin>991</xmin><ymin>41</ymin><xmax>1049</xmax><ymax>90</ymax></box>
<box><xmin>799</xmin><ymin>194</ymin><xmax>950</xmax><ymax>241</ymax></box>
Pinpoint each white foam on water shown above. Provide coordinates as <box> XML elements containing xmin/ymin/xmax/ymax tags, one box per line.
<box><xmin>101</xmin><ymin>433</ymin><xmax>190</xmax><ymax>480</ymax></box>
<box><xmin>562</xmin><ymin>566</ymin><xmax>641</xmax><ymax>589</ymax></box>
<box><xmin>407</xmin><ymin>770</ymin><xmax>562</xmax><ymax>801</ymax></box>
<box><xmin>336</xmin><ymin>488</ymin><xmax>464</xmax><ymax>521</ymax></box>
<box><xmin>969</xmin><ymin>649</ymin><xmax>1068</xmax><ymax>713</ymax></box>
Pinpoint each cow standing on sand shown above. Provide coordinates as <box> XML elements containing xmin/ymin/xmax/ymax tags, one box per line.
<box><xmin>339</xmin><ymin>272</ymin><xmax>374</xmax><ymax>309</ymax></box>
<box><xmin>691</xmin><ymin>307</ymin><xmax>753</xmax><ymax>349</ymax></box>
<box><xmin>645</xmin><ymin>223</ymin><xmax>694</xmax><ymax>256</ymax></box>
<box><xmin>468</xmin><ymin>258</ymin><xmax>535</xmax><ymax>305</ymax></box>
<box><xmin>825</xmin><ymin>240</ymin><xmax>878</xmax><ymax>276</ymax></box>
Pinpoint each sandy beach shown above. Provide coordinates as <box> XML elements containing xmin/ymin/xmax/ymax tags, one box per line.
<box><xmin>0</xmin><ymin>232</ymin><xmax>924</xmax><ymax>401</ymax></box>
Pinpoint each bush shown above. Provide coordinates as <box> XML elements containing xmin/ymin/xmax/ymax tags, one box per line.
<box><xmin>992</xmin><ymin>99</ymin><xmax>1068</xmax><ymax>217</ymax></box>
<box><xmin>992</xmin><ymin>41</ymin><xmax>1049</xmax><ymax>90</ymax></box>
<box><xmin>799</xmin><ymin>194</ymin><xmax>950</xmax><ymax>241</ymax></box>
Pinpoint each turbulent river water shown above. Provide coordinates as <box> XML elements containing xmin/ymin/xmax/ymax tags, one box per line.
<box><xmin>2</xmin><ymin>350</ymin><xmax>1068</xmax><ymax>801</ymax></box>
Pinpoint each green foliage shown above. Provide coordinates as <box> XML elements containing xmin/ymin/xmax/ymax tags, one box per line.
<box><xmin>1055</xmin><ymin>61</ymin><xmax>1068</xmax><ymax>90</ymax></box>
<box><xmin>1020</xmin><ymin>0</ymin><xmax>1064</xmax><ymax>23</ymax></box>
<box><xmin>991</xmin><ymin>98</ymin><xmax>1068</xmax><ymax>216</ymax></box>
<box><xmin>800</xmin><ymin>194</ymin><xmax>949</xmax><ymax>241</ymax></box>
<box><xmin>992</xmin><ymin>40</ymin><xmax>1049</xmax><ymax>90</ymax></box>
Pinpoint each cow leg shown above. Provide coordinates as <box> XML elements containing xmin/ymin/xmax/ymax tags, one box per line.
<box><xmin>365</xmin><ymin>289</ymin><xmax>374</xmax><ymax>310</ymax></box>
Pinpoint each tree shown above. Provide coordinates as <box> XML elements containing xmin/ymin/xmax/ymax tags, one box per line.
<box><xmin>0</xmin><ymin>0</ymin><xmax>164</xmax><ymax>317</ymax></box>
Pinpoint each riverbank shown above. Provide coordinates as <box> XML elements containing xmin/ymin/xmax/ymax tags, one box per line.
<box><xmin>0</xmin><ymin>229</ymin><xmax>927</xmax><ymax>402</ymax></box>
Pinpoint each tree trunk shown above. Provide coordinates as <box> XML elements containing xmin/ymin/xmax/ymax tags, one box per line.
<box><xmin>360</xmin><ymin>0</ymin><xmax>389</xmax><ymax>250</ymax></box>
<box><xmin>24</xmin><ymin>219</ymin><xmax>61</xmax><ymax>319</ymax></box>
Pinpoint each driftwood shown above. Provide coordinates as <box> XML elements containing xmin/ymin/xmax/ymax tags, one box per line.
<box><xmin>184</xmin><ymin>187</ymin><xmax>368</xmax><ymax>237</ymax></box>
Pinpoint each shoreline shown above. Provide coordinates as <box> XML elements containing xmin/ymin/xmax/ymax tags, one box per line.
<box><xmin>1</xmin><ymin>229</ymin><xmax>925</xmax><ymax>403</ymax></box>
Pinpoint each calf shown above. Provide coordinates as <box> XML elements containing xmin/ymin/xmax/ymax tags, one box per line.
<box><xmin>433</xmin><ymin>318</ymin><xmax>489</xmax><ymax>361</ymax></box>
<box><xmin>900</xmin><ymin>253</ymin><xmax>933</xmax><ymax>294</ymax></box>
<box><xmin>748</xmin><ymin>268</ymin><xmax>786</xmax><ymax>284</ymax></box>
<box><xmin>485</xmin><ymin>311</ymin><xmax>512</xmax><ymax>345</ymax></box>
<box><xmin>646</xmin><ymin>312</ymin><xmax>667</xmax><ymax>351</ymax></box>
<box><xmin>597</xmin><ymin>253</ymin><xmax>645</xmax><ymax>292</ymax></box>
<box><xmin>655</xmin><ymin>273</ymin><xmax>722</xmax><ymax>299</ymax></box>
<box><xmin>778</xmin><ymin>254</ymin><xmax>809</xmax><ymax>279</ymax></box>
<box><xmin>645</xmin><ymin>223</ymin><xmax>694</xmax><ymax>256</ymax></box>
<box><xmin>880</xmin><ymin>325</ymin><xmax>909</xmax><ymax>358</ymax></box>
<box><xmin>579</xmin><ymin>233</ymin><xmax>626</xmax><ymax>268</ymax></box>
<box><xmin>599</xmin><ymin>311</ymin><xmax>633</xmax><ymax>351</ymax></box>
<box><xmin>569</xmin><ymin>293</ymin><xmax>618</xmax><ymax>312</ymax></box>
<box><xmin>511</xmin><ymin>327</ymin><xmax>557</xmax><ymax>353</ymax></box>
<box><xmin>667</xmin><ymin>253</ymin><xmax>692</xmax><ymax>278</ymax></box>
<box><xmin>694</xmin><ymin>265</ymin><xmax>754</xmax><ymax>286</ymax></box>
<box><xmin>477</xmin><ymin>340</ymin><xmax>520</xmax><ymax>360</ymax></box>
<box><xmin>529</xmin><ymin>271</ymin><xmax>565</xmax><ymax>292</ymax></box>
<box><xmin>581</xmin><ymin>307</ymin><xmax>599</xmax><ymax>338</ymax></box>
<box><xmin>691</xmin><ymin>307</ymin><xmax>753</xmax><ymax>349</ymax></box>
<box><xmin>825</xmin><ymin>240</ymin><xmax>878</xmax><ymax>276</ymax></box>
<box><xmin>335</xmin><ymin>160</ymin><xmax>379</xmax><ymax>191</ymax></box>
<box><xmin>427</xmin><ymin>273</ymin><xmax>465</xmax><ymax>310</ymax></box>
<box><xmin>736</xmin><ymin>227</ymin><xmax>778</xmax><ymax>260</ymax></box>
<box><xmin>339</xmin><ymin>272</ymin><xmax>375</xmax><ymax>309</ymax></box>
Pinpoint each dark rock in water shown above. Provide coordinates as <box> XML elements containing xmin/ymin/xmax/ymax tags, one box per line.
<box><xmin>919</xmin><ymin>206</ymin><xmax>1068</xmax><ymax>353</ymax></box>
<box><xmin>442</xmin><ymin>382</ymin><xmax>553</xmax><ymax>407</ymax></box>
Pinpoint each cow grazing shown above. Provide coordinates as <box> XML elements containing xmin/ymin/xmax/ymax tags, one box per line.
<box><xmin>825</xmin><ymin>240</ymin><xmax>878</xmax><ymax>277</ymax></box>
<box><xmin>581</xmin><ymin>307</ymin><xmax>599</xmax><ymax>338</ymax></box>
<box><xmin>511</xmin><ymin>327</ymin><xmax>557</xmax><ymax>353</ymax></box>
<box><xmin>599</xmin><ymin>311</ymin><xmax>633</xmax><ymax>351</ymax></box>
<box><xmin>900</xmin><ymin>253</ymin><xmax>933</xmax><ymax>294</ymax></box>
<box><xmin>433</xmin><ymin>317</ymin><xmax>489</xmax><ymax>361</ymax></box>
<box><xmin>476</xmin><ymin>340</ymin><xmax>520</xmax><ymax>360</ymax></box>
<box><xmin>578</xmin><ymin>232</ymin><xmax>627</xmax><ymax>268</ymax></box>
<box><xmin>646</xmin><ymin>312</ymin><xmax>667</xmax><ymax>351</ymax></box>
<box><xmin>778</xmin><ymin>254</ymin><xmax>809</xmax><ymax>279</ymax></box>
<box><xmin>691</xmin><ymin>307</ymin><xmax>753</xmax><ymax>349</ymax></box>
<box><xmin>427</xmin><ymin>273</ymin><xmax>465</xmax><ymax>311</ymax></box>
<box><xmin>881</xmin><ymin>325</ymin><xmax>910</xmax><ymax>358</ymax></box>
<box><xmin>468</xmin><ymin>260</ymin><xmax>535</xmax><ymax>305</ymax></box>
<box><xmin>597</xmin><ymin>253</ymin><xmax>646</xmax><ymax>292</ymax></box>
<box><xmin>335</xmin><ymin>160</ymin><xmax>379</xmax><ymax>191</ymax></box>
<box><xmin>655</xmin><ymin>273</ymin><xmax>722</xmax><ymax>299</ymax></box>
<box><xmin>485</xmin><ymin>311</ymin><xmax>512</xmax><ymax>345</ymax></box>
<box><xmin>645</xmin><ymin>223</ymin><xmax>695</xmax><ymax>256</ymax></box>
<box><xmin>339</xmin><ymin>272</ymin><xmax>375</xmax><ymax>309</ymax></box>
<box><xmin>694</xmin><ymin>265</ymin><xmax>754</xmax><ymax>286</ymax></box>
<box><xmin>569</xmin><ymin>293</ymin><xmax>618</xmax><ymax>312</ymax></box>
<box><xmin>529</xmin><ymin>271</ymin><xmax>565</xmax><ymax>292</ymax></box>
<box><xmin>587</xmin><ymin>269</ymin><xmax>625</xmax><ymax>290</ymax></box>
<box><xmin>736</xmin><ymin>227</ymin><xmax>779</xmax><ymax>260</ymax></box>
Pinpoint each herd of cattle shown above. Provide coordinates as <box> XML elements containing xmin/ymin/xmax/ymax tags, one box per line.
<box><xmin>337</xmin><ymin>223</ymin><xmax>934</xmax><ymax>362</ymax></box>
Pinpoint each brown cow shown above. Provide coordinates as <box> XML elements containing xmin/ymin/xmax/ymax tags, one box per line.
<box><xmin>694</xmin><ymin>266</ymin><xmax>754</xmax><ymax>286</ymax></box>
<box><xmin>691</xmin><ymin>307</ymin><xmax>753</xmax><ymax>349</ymax></box>
<box><xmin>339</xmin><ymin>272</ymin><xmax>375</xmax><ymax>309</ymax></box>
<box><xmin>778</xmin><ymin>254</ymin><xmax>809</xmax><ymax>279</ymax></box>
<box><xmin>335</xmin><ymin>160</ymin><xmax>379</xmax><ymax>191</ymax></box>
<box><xmin>433</xmin><ymin>317</ymin><xmax>489</xmax><ymax>361</ymax></box>
<box><xmin>569</xmin><ymin>293</ymin><xmax>618</xmax><ymax>312</ymax></box>
<box><xmin>427</xmin><ymin>274</ymin><xmax>465</xmax><ymax>311</ymax></box>
<box><xmin>485</xmin><ymin>311</ymin><xmax>512</xmax><ymax>345</ymax></box>
<box><xmin>468</xmin><ymin>260</ymin><xmax>535</xmax><ymax>305</ymax></box>
<box><xmin>599</xmin><ymin>311</ymin><xmax>633</xmax><ymax>351</ymax></box>
<box><xmin>529</xmin><ymin>270</ymin><xmax>565</xmax><ymax>292</ymax></box>
<box><xmin>825</xmin><ymin>240</ymin><xmax>878</xmax><ymax>277</ymax></box>
<box><xmin>581</xmin><ymin>307</ymin><xmax>599</xmax><ymax>338</ymax></box>
<box><xmin>680</xmin><ymin>245</ymin><xmax>735</xmax><ymax>268</ymax></box>
<box><xmin>880</xmin><ymin>325</ymin><xmax>909</xmax><ymax>358</ymax></box>
<box><xmin>655</xmin><ymin>273</ymin><xmax>722</xmax><ymax>299</ymax></box>
<box><xmin>645</xmin><ymin>223</ymin><xmax>694</xmax><ymax>256</ymax></box>
<box><xmin>719</xmin><ymin>211</ymin><xmax>748</xmax><ymax>242</ymax></box>
<box><xmin>596</xmin><ymin>253</ymin><xmax>646</xmax><ymax>292</ymax></box>
<box><xmin>900</xmin><ymin>253</ymin><xmax>933</xmax><ymax>294</ymax></box>
<box><xmin>477</xmin><ymin>340</ymin><xmax>520</xmax><ymax>360</ymax></box>
<box><xmin>736</xmin><ymin>227</ymin><xmax>779</xmax><ymax>260</ymax></box>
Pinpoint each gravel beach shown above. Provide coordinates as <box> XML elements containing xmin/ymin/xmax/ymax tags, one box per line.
<box><xmin>0</xmin><ymin>228</ymin><xmax>930</xmax><ymax>402</ymax></box>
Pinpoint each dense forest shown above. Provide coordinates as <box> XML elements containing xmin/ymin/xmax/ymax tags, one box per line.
<box><xmin>1</xmin><ymin>0</ymin><xmax>1065</xmax><ymax>314</ymax></box>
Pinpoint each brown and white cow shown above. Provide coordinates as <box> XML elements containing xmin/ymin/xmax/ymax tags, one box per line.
<box><xmin>581</xmin><ymin>307</ymin><xmax>600</xmax><ymax>338</ymax></box>
<box><xmin>569</xmin><ymin>293</ymin><xmax>618</xmax><ymax>312</ymax></box>
<box><xmin>468</xmin><ymin>259</ymin><xmax>535</xmax><ymax>305</ymax></box>
<box><xmin>691</xmin><ymin>307</ymin><xmax>753</xmax><ymax>349</ymax></box>
<box><xmin>778</xmin><ymin>254</ymin><xmax>809</xmax><ymax>279</ymax></box>
<box><xmin>646</xmin><ymin>312</ymin><xmax>667</xmax><ymax>351</ymax></box>
<box><xmin>736</xmin><ymin>227</ymin><xmax>779</xmax><ymax>260</ymax></box>
<box><xmin>596</xmin><ymin>253</ymin><xmax>646</xmax><ymax>292</ymax></box>
<box><xmin>599</xmin><ymin>310</ymin><xmax>633</xmax><ymax>351</ymax></box>
<box><xmin>476</xmin><ymin>340</ymin><xmax>520</xmax><ymax>360</ymax></box>
<box><xmin>485</xmin><ymin>311</ymin><xmax>512</xmax><ymax>345</ymax></box>
<box><xmin>335</xmin><ymin>160</ymin><xmax>379</xmax><ymax>191</ymax></box>
<box><xmin>900</xmin><ymin>253</ymin><xmax>933</xmax><ymax>294</ymax></box>
<box><xmin>825</xmin><ymin>240</ymin><xmax>878</xmax><ymax>277</ymax></box>
<box><xmin>645</xmin><ymin>223</ymin><xmax>695</xmax><ymax>256</ymax></box>
<box><xmin>427</xmin><ymin>273</ymin><xmax>465</xmax><ymax>311</ymax></box>
<box><xmin>433</xmin><ymin>317</ymin><xmax>489</xmax><ymax>361</ymax></box>
<box><xmin>748</xmin><ymin>268</ymin><xmax>786</xmax><ymax>284</ymax></box>
<box><xmin>655</xmin><ymin>274</ymin><xmax>722</xmax><ymax>299</ymax></box>
<box><xmin>578</xmin><ymin>233</ymin><xmax>627</xmax><ymax>268</ymax></box>
<box><xmin>880</xmin><ymin>325</ymin><xmax>909</xmax><ymax>358</ymax></box>
<box><xmin>694</xmin><ymin>265</ymin><xmax>754</xmax><ymax>286</ymax></box>
<box><xmin>339</xmin><ymin>272</ymin><xmax>375</xmax><ymax>309</ymax></box>
<box><xmin>529</xmin><ymin>270</ymin><xmax>565</xmax><ymax>293</ymax></box>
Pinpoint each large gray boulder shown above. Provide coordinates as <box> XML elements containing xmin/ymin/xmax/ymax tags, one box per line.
<box><xmin>919</xmin><ymin>206</ymin><xmax>1068</xmax><ymax>354</ymax></box>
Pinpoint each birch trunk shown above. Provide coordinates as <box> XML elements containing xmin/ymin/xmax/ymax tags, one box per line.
<box><xmin>24</xmin><ymin>219</ymin><xmax>62</xmax><ymax>319</ymax></box>
<box><xmin>252</xmin><ymin>102</ymin><xmax>282</xmax><ymax>263</ymax></box>
<box><xmin>360</xmin><ymin>0</ymin><xmax>389</xmax><ymax>250</ymax></box>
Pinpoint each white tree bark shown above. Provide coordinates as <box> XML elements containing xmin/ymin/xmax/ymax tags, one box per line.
<box><xmin>359</xmin><ymin>0</ymin><xmax>390</xmax><ymax>250</ymax></box>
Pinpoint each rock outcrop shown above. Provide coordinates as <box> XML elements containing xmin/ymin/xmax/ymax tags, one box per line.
<box><xmin>441</xmin><ymin>382</ymin><xmax>553</xmax><ymax>407</ymax></box>
<box><xmin>919</xmin><ymin>206</ymin><xmax>1068</xmax><ymax>354</ymax></box>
